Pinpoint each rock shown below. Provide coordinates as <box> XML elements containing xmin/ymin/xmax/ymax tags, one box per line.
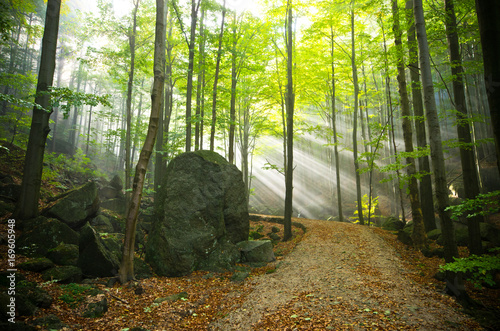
<box><xmin>32</xmin><ymin>314</ymin><xmax>67</xmax><ymax>330</ymax></box>
<box><xmin>237</xmin><ymin>240</ymin><xmax>276</xmax><ymax>263</ymax></box>
<box><xmin>271</xmin><ymin>226</ymin><xmax>280</xmax><ymax>233</ymax></box>
<box><xmin>109</xmin><ymin>174</ymin><xmax>123</xmax><ymax>191</ymax></box>
<box><xmin>267</xmin><ymin>232</ymin><xmax>281</xmax><ymax>241</ymax></box>
<box><xmin>90</xmin><ymin>215</ymin><xmax>115</xmax><ymax>234</ymax></box>
<box><xmin>455</xmin><ymin>227</ymin><xmax>469</xmax><ymax>246</ymax></box>
<box><xmin>17</xmin><ymin>217</ymin><xmax>79</xmax><ymax>257</ymax></box>
<box><xmin>0</xmin><ymin>183</ymin><xmax>21</xmax><ymax>201</ymax></box>
<box><xmin>427</xmin><ymin>228</ymin><xmax>442</xmax><ymax>240</ymax></box>
<box><xmin>100</xmin><ymin>198</ymin><xmax>126</xmax><ymax>214</ymax></box>
<box><xmin>15</xmin><ymin>281</ymin><xmax>53</xmax><ymax>316</ymax></box>
<box><xmin>146</xmin><ymin>151</ymin><xmax>248</xmax><ymax>276</ymax></box>
<box><xmin>480</xmin><ymin>222</ymin><xmax>500</xmax><ymax>246</ymax></box>
<box><xmin>42</xmin><ymin>266</ymin><xmax>82</xmax><ymax>284</ymax></box>
<box><xmin>134</xmin><ymin>257</ymin><xmax>153</xmax><ymax>279</ymax></box>
<box><xmin>397</xmin><ymin>229</ymin><xmax>413</xmax><ymax>246</ymax></box>
<box><xmin>78</xmin><ymin>223</ymin><xmax>120</xmax><ymax>277</ymax></box>
<box><xmin>99</xmin><ymin>186</ymin><xmax>119</xmax><ymax>200</ymax></box>
<box><xmin>18</xmin><ymin>258</ymin><xmax>55</xmax><ymax>272</ymax></box>
<box><xmin>44</xmin><ymin>181</ymin><xmax>100</xmax><ymax>229</ymax></box>
<box><xmin>82</xmin><ymin>296</ymin><xmax>108</xmax><ymax>318</ymax></box>
<box><xmin>382</xmin><ymin>217</ymin><xmax>404</xmax><ymax>231</ymax></box>
<box><xmin>231</xmin><ymin>271</ymin><xmax>250</xmax><ymax>282</ymax></box>
<box><xmin>47</xmin><ymin>243</ymin><xmax>79</xmax><ymax>266</ymax></box>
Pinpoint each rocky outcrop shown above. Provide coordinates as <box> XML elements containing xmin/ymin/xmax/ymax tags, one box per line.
<box><xmin>146</xmin><ymin>151</ymin><xmax>249</xmax><ymax>277</ymax></box>
<box><xmin>78</xmin><ymin>223</ymin><xmax>120</xmax><ymax>277</ymax></box>
<box><xmin>45</xmin><ymin>182</ymin><xmax>100</xmax><ymax>229</ymax></box>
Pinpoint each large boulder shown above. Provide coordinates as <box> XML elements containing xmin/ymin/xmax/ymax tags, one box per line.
<box><xmin>17</xmin><ymin>217</ymin><xmax>79</xmax><ymax>257</ymax></box>
<box><xmin>44</xmin><ymin>181</ymin><xmax>100</xmax><ymax>229</ymax></box>
<box><xmin>237</xmin><ymin>240</ymin><xmax>276</xmax><ymax>263</ymax></box>
<box><xmin>146</xmin><ymin>151</ymin><xmax>249</xmax><ymax>277</ymax></box>
<box><xmin>78</xmin><ymin>223</ymin><xmax>120</xmax><ymax>277</ymax></box>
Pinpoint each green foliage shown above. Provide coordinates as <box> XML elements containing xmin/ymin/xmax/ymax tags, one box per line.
<box><xmin>352</xmin><ymin>194</ymin><xmax>379</xmax><ymax>224</ymax></box>
<box><xmin>445</xmin><ymin>190</ymin><xmax>500</xmax><ymax>221</ymax></box>
<box><xmin>439</xmin><ymin>249</ymin><xmax>500</xmax><ymax>289</ymax></box>
<box><xmin>58</xmin><ymin>283</ymin><xmax>95</xmax><ymax>308</ymax></box>
<box><xmin>44</xmin><ymin>148</ymin><xmax>106</xmax><ymax>184</ymax></box>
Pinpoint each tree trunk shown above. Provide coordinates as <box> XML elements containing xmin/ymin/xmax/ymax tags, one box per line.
<box><xmin>120</xmin><ymin>0</ymin><xmax>165</xmax><ymax>283</ymax></box>
<box><xmin>184</xmin><ymin>0</ymin><xmax>201</xmax><ymax>152</ymax></box>
<box><xmin>474</xmin><ymin>0</ymin><xmax>500</xmax><ymax>177</ymax></box>
<box><xmin>329</xmin><ymin>27</ymin><xmax>343</xmax><ymax>222</ymax></box>
<box><xmin>125</xmin><ymin>0</ymin><xmax>140</xmax><ymax>211</ymax></box>
<box><xmin>414</xmin><ymin>1</ymin><xmax>463</xmax><ymax>297</ymax></box>
<box><xmin>392</xmin><ymin>0</ymin><xmax>426</xmax><ymax>249</ymax></box>
<box><xmin>283</xmin><ymin>0</ymin><xmax>294</xmax><ymax>241</ymax></box>
<box><xmin>195</xmin><ymin>5</ymin><xmax>205</xmax><ymax>151</ymax></box>
<box><xmin>351</xmin><ymin>0</ymin><xmax>364</xmax><ymax>225</ymax></box>
<box><xmin>209</xmin><ymin>0</ymin><xmax>226</xmax><ymax>151</ymax></box>
<box><xmin>14</xmin><ymin>0</ymin><xmax>61</xmax><ymax>220</ymax></box>
<box><xmin>406</xmin><ymin>0</ymin><xmax>436</xmax><ymax>232</ymax></box>
<box><xmin>445</xmin><ymin>0</ymin><xmax>483</xmax><ymax>255</ymax></box>
<box><xmin>228</xmin><ymin>11</ymin><xmax>237</xmax><ymax>164</ymax></box>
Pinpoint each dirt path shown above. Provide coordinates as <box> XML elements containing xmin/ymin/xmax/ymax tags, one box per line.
<box><xmin>211</xmin><ymin>219</ymin><xmax>479</xmax><ymax>330</ymax></box>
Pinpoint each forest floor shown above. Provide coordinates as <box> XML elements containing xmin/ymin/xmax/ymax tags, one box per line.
<box><xmin>13</xmin><ymin>217</ymin><xmax>499</xmax><ymax>330</ymax></box>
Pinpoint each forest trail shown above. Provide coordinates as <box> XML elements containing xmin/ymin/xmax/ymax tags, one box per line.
<box><xmin>211</xmin><ymin>219</ymin><xmax>479</xmax><ymax>330</ymax></box>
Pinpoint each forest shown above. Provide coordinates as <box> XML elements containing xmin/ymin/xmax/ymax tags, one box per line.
<box><xmin>1</xmin><ymin>0</ymin><xmax>500</xmax><ymax>329</ymax></box>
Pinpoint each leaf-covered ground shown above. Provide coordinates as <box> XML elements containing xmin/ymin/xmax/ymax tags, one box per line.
<box><xmin>9</xmin><ymin>217</ymin><xmax>499</xmax><ymax>330</ymax></box>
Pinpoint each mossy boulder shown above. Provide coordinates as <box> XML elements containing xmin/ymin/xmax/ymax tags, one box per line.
<box><xmin>18</xmin><ymin>258</ymin><xmax>54</xmax><ymax>272</ymax></box>
<box><xmin>78</xmin><ymin>223</ymin><xmax>120</xmax><ymax>277</ymax></box>
<box><xmin>44</xmin><ymin>181</ymin><xmax>100</xmax><ymax>229</ymax></box>
<box><xmin>17</xmin><ymin>217</ymin><xmax>79</xmax><ymax>257</ymax></box>
<box><xmin>90</xmin><ymin>215</ymin><xmax>115</xmax><ymax>234</ymax></box>
<box><xmin>146</xmin><ymin>151</ymin><xmax>248</xmax><ymax>277</ymax></box>
<box><xmin>47</xmin><ymin>243</ymin><xmax>79</xmax><ymax>266</ymax></box>
<box><xmin>42</xmin><ymin>266</ymin><xmax>82</xmax><ymax>284</ymax></box>
<box><xmin>427</xmin><ymin>228</ymin><xmax>442</xmax><ymax>240</ymax></box>
<box><xmin>237</xmin><ymin>240</ymin><xmax>276</xmax><ymax>263</ymax></box>
<box><xmin>382</xmin><ymin>217</ymin><xmax>404</xmax><ymax>231</ymax></box>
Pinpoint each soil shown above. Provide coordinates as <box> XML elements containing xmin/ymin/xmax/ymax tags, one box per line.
<box><xmin>210</xmin><ymin>219</ymin><xmax>481</xmax><ymax>330</ymax></box>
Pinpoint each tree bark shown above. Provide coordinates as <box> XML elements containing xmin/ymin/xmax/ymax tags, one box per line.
<box><xmin>195</xmin><ymin>5</ymin><xmax>205</xmax><ymax>151</ymax></box>
<box><xmin>392</xmin><ymin>0</ymin><xmax>426</xmax><ymax>249</ymax></box>
<box><xmin>445</xmin><ymin>0</ymin><xmax>483</xmax><ymax>255</ymax></box>
<box><xmin>351</xmin><ymin>0</ymin><xmax>364</xmax><ymax>225</ymax></box>
<box><xmin>406</xmin><ymin>0</ymin><xmax>436</xmax><ymax>232</ymax></box>
<box><xmin>283</xmin><ymin>0</ymin><xmax>294</xmax><ymax>241</ymax></box>
<box><xmin>209</xmin><ymin>0</ymin><xmax>226</xmax><ymax>151</ymax></box>
<box><xmin>414</xmin><ymin>1</ymin><xmax>463</xmax><ymax>297</ymax></box>
<box><xmin>228</xmin><ymin>11</ymin><xmax>237</xmax><ymax>164</ymax></box>
<box><xmin>329</xmin><ymin>27</ymin><xmax>343</xmax><ymax>222</ymax></box>
<box><xmin>125</xmin><ymin>0</ymin><xmax>140</xmax><ymax>211</ymax></box>
<box><xmin>14</xmin><ymin>0</ymin><xmax>61</xmax><ymax>220</ymax></box>
<box><xmin>120</xmin><ymin>0</ymin><xmax>165</xmax><ymax>283</ymax></box>
<box><xmin>474</xmin><ymin>0</ymin><xmax>500</xmax><ymax>177</ymax></box>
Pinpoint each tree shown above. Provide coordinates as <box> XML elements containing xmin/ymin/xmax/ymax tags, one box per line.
<box><xmin>405</xmin><ymin>0</ymin><xmax>436</xmax><ymax>232</ymax></box>
<box><xmin>120</xmin><ymin>0</ymin><xmax>166</xmax><ymax>283</ymax></box>
<box><xmin>444</xmin><ymin>0</ymin><xmax>482</xmax><ymax>255</ymax></box>
<box><xmin>14</xmin><ymin>0</ymin><xmax>61</xmax><ymax>220</ymax></box>
<box><xmin>125</xmin><ymin>0</ymin><xmax>141</xmax><ymax>210</ymax></box>
<box><xmin>209</xmin><ymin>0</ymin><xmax>226</xmax><ymax>151</ymax></box>
<box><xmin>351</xmin><ymin>0</ymin><xmax>363</xmax><ymax>225</ymax></box>
<box><xmin>283</xmin><ymin>0</ymin><xmax>294</xmax><ymax>241</ymax></box>
<box><xmin>474</xmin><ymin>0</ymin><xmax>500</xmax><ymax>177</ymax></box>
<box><xmin>391</xmin><ymin>0</ymin><xmax>426</xmax><ymax>249</ymax></box>
<box><xmin>413</xmin><ymin>0</ymin><xmax>462</xmax><ymax>294</ymax></box>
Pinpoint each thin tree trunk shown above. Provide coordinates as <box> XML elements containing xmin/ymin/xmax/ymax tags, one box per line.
<box><xmin>445</xmin><ymin>0</ymin><xmax>483</xmax><ymax>255</ymax></box>
<box><xmin>125</xmin><ymin>0</ymin><xmax>140</xmax><ymax>211</ymax></box>
<box><xmin>120</xmin><ymin>0</ymin><xmax>166</xmax><ymax>283</ymax></box>
<box><xmin>195</xmin><ymin>5</ymin><xmax>205</xmax><ymax>151</ymax></box>
<box><xmin>414</xmin><ymin>0</ymin><xmax>464</xmax><ymax>297</ymax></box>
<box><xmin>392</xmin><ymin>0</ymin><xmax>426</xmax><ymax>249</ymax></box>
<box><xmin>351</xmin><ymin>0</ymin><xmax>364</xmax><ymax>225</ymax></box>
<box><xmin>14</xmin><ymin>0</ymin><xmax>61</xmax><ymax>220</ymax></box>
<box><xmin>474</xmin><ymin>0</ymin><xmax>500</xmax><ymax>177</ymax></box>
<box><xmin>283</xmin><ymin>0</ymin><xmax>294</xmax><ymax>241</ymax></box>
<box><xmin>406</xmin><ymin>0</ymin><xmax>436</xmax><ymax>232</ymax></box>
<box><xmin>329</xmin><ymin>27</ymin><xmax>343</xmax><ymax>222</ymax></box>
<box><xmin>228</xmin><ymin>11</ymin><xmax>237</xmax><ymax>164</ymax></box>
<box><xmin>209</xmin><ymin>0</ymin><xmax>226</xmax><ymax>151</ymax></box>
